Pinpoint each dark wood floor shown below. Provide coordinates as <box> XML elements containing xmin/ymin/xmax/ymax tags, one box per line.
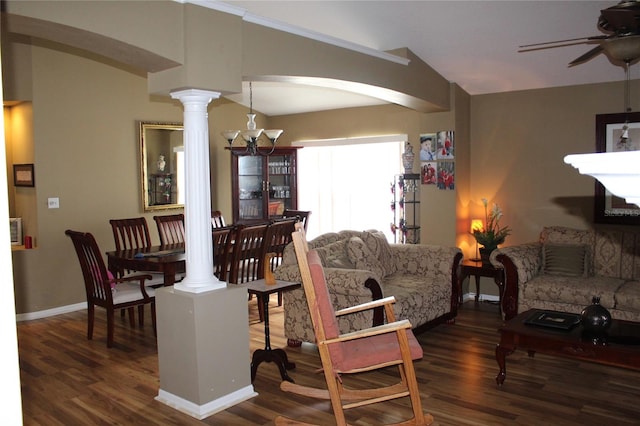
<box><xmin>17</xmin><ymin>299</ymin><xmax>640</xmax><ymax>425</ymax></box>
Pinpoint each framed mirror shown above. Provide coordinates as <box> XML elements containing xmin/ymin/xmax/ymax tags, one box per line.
<box><xmin>139</xmin><ymin>121</ymin><xmax>184</xmax><ymax>212</ymax></box>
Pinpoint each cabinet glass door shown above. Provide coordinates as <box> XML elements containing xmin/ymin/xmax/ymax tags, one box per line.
<box><xmin>267</xmin><ymin>154</ymin><xmax>293</xmax><ymax>217</ymax></box>
<box><xmin>238</xmin><ymin>156</ymin><xmax>264</xmax><ymax>220</ymax></box>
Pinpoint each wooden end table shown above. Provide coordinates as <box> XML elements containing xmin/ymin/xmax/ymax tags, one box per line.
<box><xmin>496</xmin><ymin>309</ymin><xmax>640</xmax><ymax>385</ymax></box>
<box><xmin>241</xmin><ymin>279</ymin><xmax>301</xmax><ymax>383</ymax></box>
<box><xmin>458</xmin><ymin>259</ymin><xmax>504</xmax><ymax>310</ymax></box>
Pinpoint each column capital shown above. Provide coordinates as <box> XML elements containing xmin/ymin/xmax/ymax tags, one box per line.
<box><xmin>170</xmin><ymin>88</ymin><xmax>221</xmax><ymax>105</ymax></box>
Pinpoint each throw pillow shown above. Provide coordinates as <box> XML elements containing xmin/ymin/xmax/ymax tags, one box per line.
<box><xmin>314</xmin><ymin>240</ymin><xmax>355</xmax><ymax>269</ymax></box>
<box><xmin>346</xmin><ymin>236</ymin><xmax>386</xmax><ymax>279</ymax></box>
<box><xmin>361</xmin><ymin>230</ymin><xmax>397</xmax><ymax>275</ymax></box>
<box><xmin>542</xmin><ymin>243</ymin><xmax>589</xmax><ymax>277</ymax></box>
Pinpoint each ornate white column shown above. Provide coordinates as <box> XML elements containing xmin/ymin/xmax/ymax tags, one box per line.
<box><xmin>170</xmin><ymin>89</ymin><xmax>225</xmax><ymax>292</ymax></box>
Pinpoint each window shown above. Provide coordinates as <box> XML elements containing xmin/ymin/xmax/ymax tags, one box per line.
<box><xmin>295</xmin><ymin>135</ymin><xmax>405</xmax><ymax>240</ymax></box>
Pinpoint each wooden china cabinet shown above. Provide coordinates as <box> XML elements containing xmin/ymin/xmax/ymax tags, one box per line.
<box><xmin>230</xmin><ymin>147</ymin><xmax>301</xmax><ymax>223</ymax></box>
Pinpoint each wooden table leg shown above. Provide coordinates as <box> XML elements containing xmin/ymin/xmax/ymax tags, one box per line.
<box><xmin>251</xmin><ymin>289</ymin><xmax>296</xmax><ymax>383</ymax></box>
<box><xmin>495</xmin><ymin>342</ymin><xmax>515</xmax><ymax>385</ymax></box>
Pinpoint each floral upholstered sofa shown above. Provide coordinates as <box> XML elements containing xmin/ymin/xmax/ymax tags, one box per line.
<box><xmin>273</xmin><ymin>229</ymin><xmax>463</xmax><ymax>346</ymax></box>
<box><xmin>492</xmin><ymin>226</ymin><xmax>640</xmax><ymax>322</ymax></box>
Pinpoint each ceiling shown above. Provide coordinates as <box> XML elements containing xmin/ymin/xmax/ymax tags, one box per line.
<box><xmin>217</xmin><ymin>0</ymin><xmax>635</xmax><ymax>116</ymax></box>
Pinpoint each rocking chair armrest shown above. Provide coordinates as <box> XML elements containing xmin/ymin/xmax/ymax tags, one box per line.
<box><xmin>334</xmin><ymin>296</ymin><xmax>396</xmax><ymax>317</ymax></box>
<box><xmin>322</xmin><ymin>319</ymin><xmax>412</xmax><ymax>345</ymax></box>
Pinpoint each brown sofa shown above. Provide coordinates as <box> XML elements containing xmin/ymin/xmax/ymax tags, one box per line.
<box><xmin>273</xmin><ymin>229</ymin><xmax>462</xmax><ymax>346</ymax></box>
<box><xmin>492</xmin><ymin>226</ymin><xmax>640</xmax><ymax>321</ymax></box>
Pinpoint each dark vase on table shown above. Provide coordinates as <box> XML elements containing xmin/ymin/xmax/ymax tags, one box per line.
<box><xmin>580</xmin><ymin>296</ymin><xmax>612</xmax><ymax>343</ymax></box>
<box><xmin>479</xmin><ymin>246</ymin><xmax>496</xmax><ymax>264</ymax></box>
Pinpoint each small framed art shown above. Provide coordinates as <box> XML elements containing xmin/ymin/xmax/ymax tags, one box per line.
<box><xmin>13</xmin><ymin>164</ymin><xmax>35</xmax><ymax>187</ymax></box>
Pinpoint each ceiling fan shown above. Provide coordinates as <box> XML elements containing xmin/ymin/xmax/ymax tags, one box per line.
<box><xmin>519</xmin><ymin>1</ymin><xmax>640</xmax><ymax>67</ymax></box>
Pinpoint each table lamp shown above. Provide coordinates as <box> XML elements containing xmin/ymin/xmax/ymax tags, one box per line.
<box><xmin>470</xmin><ymin>219</ymin><xmax>483</xmax><ymax>261</ymax></box>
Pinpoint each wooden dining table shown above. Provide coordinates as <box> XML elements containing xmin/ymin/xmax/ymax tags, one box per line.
<box><xmin>106</xmin><ymin>243</ymin><xmax>186</xmax><ymax>287</ymax></box>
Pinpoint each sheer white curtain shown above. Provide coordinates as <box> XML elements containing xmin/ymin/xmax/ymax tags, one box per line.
<box><xmin>295</xmin><ymin>135</ymin><xmax>405</xmax><ymax>241</ymax></box>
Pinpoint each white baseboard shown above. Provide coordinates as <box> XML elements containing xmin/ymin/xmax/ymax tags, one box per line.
<box><xmin>461</xmin><ymin>293</ymin><xmax>499</xmax><ymax>303</ymax></box>
<box><xmin>156</xmin><ymin>386</ymin><xmax>257</xmax><ymax>420</ymax></box>
<box><xmin>16</xmin><ymin>302</ymin><xmax>87</xmax><ymax>322</ymax></box>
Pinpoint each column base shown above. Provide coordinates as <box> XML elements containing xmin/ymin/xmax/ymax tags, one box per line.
<box><xmin>155</xmin><ymin>386</ymin><xmax>257</xmax><ymax>420</ymax></box>
<box><xmin>156</xmin><ymin>286</ymin><xmax>253</xmax><ymax>418</ymax></box>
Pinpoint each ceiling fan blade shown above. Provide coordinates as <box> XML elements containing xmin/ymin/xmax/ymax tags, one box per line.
<box><xmin>519</xmin><ymin>36</ymin><xmax>604</xmax><ymax>49</ymax></box>
<box><xmin>568</xmin><ymin>45</ymin><xmax>605</xmax><ymax>67</ymax></box>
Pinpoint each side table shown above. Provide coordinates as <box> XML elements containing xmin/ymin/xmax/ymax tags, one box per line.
<box><xmin>241</xmin><ymin>278</ymin><xmax>301</xmax><ymax>383</ymax></box>
<box><xmin>459</xmin><ymin>259</ymin><xmax>504</xmax><ymax>312</ymax></box>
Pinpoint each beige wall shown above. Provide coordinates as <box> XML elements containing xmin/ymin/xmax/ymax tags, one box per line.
<box><xmin>470</xmin><ymin>80</ymin><xmax>639</xmax><ymax>246</ymax></box>
<box><xmin>3</xmin><ymin>2</ymin><xmax>636</xmax><ymax>314</ymax></box>
<box><xmin>10</xmin><ymin>43</ymin><xmax>182</xmax><ymax>314</ymax></box>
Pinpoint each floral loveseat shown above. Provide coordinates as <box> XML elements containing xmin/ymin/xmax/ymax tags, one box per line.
<box><xmin>273</xmin><ymin>229</ymin><xmax>463</xmax><ymax>346</ymax></box>
<box><xmin>492</xmin><ymin>226</ymin><xmax>640</xmax><ymax>322</ymax></box>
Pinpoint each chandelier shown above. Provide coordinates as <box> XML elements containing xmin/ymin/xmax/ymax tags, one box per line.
<box><xmin>221</xmin><ymin>82</ymin><xmax>283</xmax><ymax>156</ymax></box>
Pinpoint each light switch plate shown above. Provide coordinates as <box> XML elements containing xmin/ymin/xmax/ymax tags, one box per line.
<box><xmin>48</xmin><ymin>197</ymin><xmax>60</xmax><ymax>209</ymax></box>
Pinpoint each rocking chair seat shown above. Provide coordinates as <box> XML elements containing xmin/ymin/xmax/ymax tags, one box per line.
<box><xmin>334</xmin><ymin>329</ymin><xmax>423</xmax><ymax>373</ymax></box>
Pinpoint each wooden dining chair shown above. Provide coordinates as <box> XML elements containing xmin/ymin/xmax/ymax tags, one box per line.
<box><xmin>211</xmin><ymin>210</ymin><xmax>227</xmax><ymax>229</ymax></box>
<box><xmin>227</xmin><ymin>223</ymin><xmax>269</xmax><ymax>319</ymax></box>
<box><xmin>153</xmin><ymin>213</ymin><xmax>185</xmax><ymax>245</ymax></box>
<box><xmin>108</xmin><ymin>217</ymin><xmax>165</xmax><ymax>285</ymax></box>
<box><xmin>261</xmin><ymin>217</ymin><xmax>298</xmax><ymax>308</ymax></box>
<box><xmin>282</xmin><ymin>209</ymin><xmax>310</xmax><ymax>231</ymax></box>
<box><xmin>109</xmin><ymin>217</ymin><xmax>153</xmax><ymax>251</ymax></box>
<box><xmin>227</xmin><ymin>223</ymin><xmax>269</xmax><ymax>285</ymax></box>
<box><xmin>275</xmin><ymin>225</ymin><xmax>432</xmax><ymax>426</ymax></box>
<box><xmin>65</xmin><ymin>230</ymin><xmax>157</xmax><ymax>348</ymax></box>
<box><xmin>212</xmin><ymin>225</ymin><xmax>235</xmax><ymax>281</ymax></box>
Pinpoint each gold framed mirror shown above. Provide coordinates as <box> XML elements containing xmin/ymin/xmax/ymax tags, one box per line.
<box><xmin>139</xmin><ymin>121</ymin><xmax>184</xmax><ymax>212</ymax></box>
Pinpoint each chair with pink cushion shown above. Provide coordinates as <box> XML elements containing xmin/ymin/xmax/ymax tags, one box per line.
<box><xmin>275</xmin><ymin>224</ymin><xmax>433</xmax><ymax>426</ymax></box>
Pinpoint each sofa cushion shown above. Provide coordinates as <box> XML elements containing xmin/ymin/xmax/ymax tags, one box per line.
<box><xmin>615</xmin><ymin>281</ymin><xmax>640</xmax><ymax>311</ymax></box>
<box><xmin>522</xmin><ymin>275</ymin><xmax>622</xmax><ymax>308</ymax></box>
<box><xmin>542</xmin><ymin>243</ymin><xmax>590</xmax><ymax>277</ymax></box>
<box><xmin>361</xmin><ymin>230</ymin><xmax>397</xmax><ymax>276</ymax></box>
<box><xmin>315</xmin><ymin>239</ymin><xmax>354</xmax><ymax>269</ymax></box>
<box><xmin>346</xmin><ymin>236</ymin><xmax>385</xmax><ymax>280</ymax></box>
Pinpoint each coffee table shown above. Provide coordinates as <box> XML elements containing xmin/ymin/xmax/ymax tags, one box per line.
<box><xmin>496</xmin><ymin>309</ymin><xmax>640</xmax><ymax>385</ymax></box>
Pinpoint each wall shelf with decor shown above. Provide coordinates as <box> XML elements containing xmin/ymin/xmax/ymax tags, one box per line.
<box><xmin>391</xmin><ymin>173</ymin><xmax>420</xmax><ymax>244</ymax></box>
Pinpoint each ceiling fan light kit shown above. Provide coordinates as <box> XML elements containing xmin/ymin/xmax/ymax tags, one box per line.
<box><xmin>604</xmin><ymin>35</ymin><xmax>640</xmax><ymax>62</ymax></box>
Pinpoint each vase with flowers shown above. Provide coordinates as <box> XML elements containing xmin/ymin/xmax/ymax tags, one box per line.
<box><xmin>473</xmin><ymin>198</ymin><xmax>511</xmax><ymax>263</ymax></box>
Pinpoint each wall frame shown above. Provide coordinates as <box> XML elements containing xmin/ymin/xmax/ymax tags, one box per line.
<box><xmin>13</xmin><ymin>163</ymin><xmax>35</xmax><ymax>187</ymax></box>
<box><xmin>594</xmin><ymin>112</ymin><xmax>640</xmax><ymax>225</ymax></box>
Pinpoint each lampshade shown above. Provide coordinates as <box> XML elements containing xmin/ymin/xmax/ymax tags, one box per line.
<box><xmin>470</xmin><ymin>219</ymin><xmax>484</xmax><ymax>234</ymax></box>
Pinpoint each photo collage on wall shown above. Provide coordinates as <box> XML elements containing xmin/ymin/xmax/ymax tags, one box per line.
<box><xmin>419</xmin><ymin>130</ymin><xmax>455</xmax><ymax>190</ymax></box>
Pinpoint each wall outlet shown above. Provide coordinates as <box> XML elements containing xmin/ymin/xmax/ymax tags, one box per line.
<box><xmin>47</xmin><ymin>197</ymin><xmax>60</xmax><ymax>209</ymax></box>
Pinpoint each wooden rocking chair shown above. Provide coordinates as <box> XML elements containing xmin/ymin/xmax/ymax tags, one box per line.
<box><xmin>276</xmin><ymin>224</ymin><xmax>433</xmax><ymax>426</ymax></box>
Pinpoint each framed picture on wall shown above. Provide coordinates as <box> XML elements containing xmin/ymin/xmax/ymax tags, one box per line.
<box><xmin>13</xmin><ymin>163</ymin><xmax>35</xmax><ymax>187</ymax></box>
<box><xmin>594</xmin><ymin>112</ymin><xmax>640</xmax><ymax>225</ymax></box>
